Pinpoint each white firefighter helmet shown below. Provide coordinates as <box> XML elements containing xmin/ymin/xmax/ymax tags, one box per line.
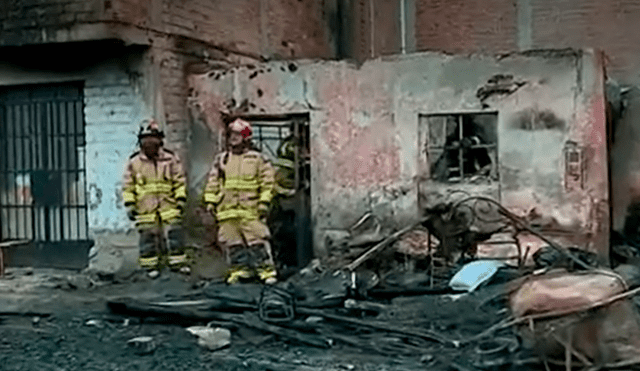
<box><xmin>138</xmin><ymin>119</ymin><xmax>165</xmax><ymax>139</ymax></box>
<box><xmin>228</xmin><ymin>118</ymin><xmax>253</xmax><ymax>140</ymax></box>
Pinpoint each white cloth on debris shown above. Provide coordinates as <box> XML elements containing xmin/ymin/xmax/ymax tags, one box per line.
<box><xmin>448</xmin><ymin>260</ymin><xmax>505</xmax><ymax>292</ymax></box>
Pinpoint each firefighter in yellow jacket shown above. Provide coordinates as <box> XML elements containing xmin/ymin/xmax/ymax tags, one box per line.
<box><xmin>203</xmin><ymin>118</ymin><xmax>277</xmax><ymax>284</ymax></box>
<box><xmin>122</xmin><ymin>119</ymin><xmax>188</xmax><ymax>272</ymax></box>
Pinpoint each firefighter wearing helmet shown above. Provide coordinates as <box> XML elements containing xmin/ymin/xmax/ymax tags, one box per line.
<box><xmin>122</xmin><ymin>119</ymin><xmax>189</xmax><ymax>274</ymax></box>
<box><xmin>268</xmin><ymin>122</ymin><xmax>310</xmax><ymax>268</ymax></box>
<box><xmin>203</xmin><ymin>118</ymin><xmax>277</xmax><ymax>284</ymax></box>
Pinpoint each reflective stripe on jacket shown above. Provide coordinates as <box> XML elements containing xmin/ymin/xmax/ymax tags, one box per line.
<box><xmin>274</xmin><ymin>159</ymin><xmax>296</xmax><ymax>197</ymax></box>
<box><xmin>203</xmin><ymin>150</ymin><xmax>274</xmax><ymax>221</ymax></box>
<box><xmin>122</xmin><ymin>148</ymin><xmax>186</xmax><ymax>227</ymax></box>
<box><xmin>274</xmin><ymin>137</ymin><xmax>297</xmax><ymax>197</ymax></box>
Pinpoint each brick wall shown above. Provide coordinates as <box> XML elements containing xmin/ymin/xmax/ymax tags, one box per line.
<box><xmin>160</xmin><ymin>0</ymin><xmax>260</xmax><ymax>55</ymax></box>
<box><xmin>373</xmin><ymin>0</ymin><xmax>401</xmax><ymax>56</ymax></box>
<box><xmin>152</xmin><ymin>0</ymin><xmax>338</xmax><ymax>156</ymax></box>
<box><xmin>0</xmin><ymin>0</ymin><xmax>104</xmax><ymax>31</ymax></box>
<box><xmin>411</xmin><ymin>0</ymin><xmax>640</xmax><ymax>231</ymax></box>
<box><xmin>415</xmin><ymin>0</ymin><xmax>517</xmax><ymax>54</ymax></box>
<box><xmin>0</xmin><ymin>0</ymin><xmax>340</xmax><ymax>155</ymax></box>
<box><xmin>159</xmin><ymin>0</ymin><xmax>333</xmax><ymax>59</ymax></box>
<box><xmin>152</xmin><ymin>36</ymin><xmax>188</xmax><ymax>157</ymax></box>
<box><xmin>263</xmin><ymin>0</ymin><xmax>332</xmax><ymax>59</ymax></box>
<box><xmin>413</xmin><ymin>0</ymin><xmax>640</xmax><ymax>82</ymax></box>
<box><xmin>107</xmin><ymin>0</ymin><xmax>151</xmax><ymax>27</ymax></box>
<box><xmin>527</xmin><ymin>0</ymin><xmax>640</xmax><ymax>83</ymax></box>
<box><xmin>351</xmin><ymin>0</ymin><xmax>402</xmax><ymax>60</ymax></box>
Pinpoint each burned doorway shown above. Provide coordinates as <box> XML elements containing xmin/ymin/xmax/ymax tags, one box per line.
<box><xmin>232</xmin><ymin>113</ymin><xmax>312</xmax><ymax>270</ymax></box>
<box><xmin>0</xmin><ymin>82</ymin><xmax>92</xmax><ymax>269</ymax></box>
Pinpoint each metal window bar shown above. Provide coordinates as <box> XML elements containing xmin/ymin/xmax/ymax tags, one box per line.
<box><xmin>293</xmin><ymin>120</ymin><xmax>300</xmax><ymax>191</ymax></box>
<box><xmin>425</xmin><ymin>114</ymin><xmax>498</xmax><ymax>182</ymax></box>
<box><xmin>458</xmin><ymin>115</ymin><xmax>464</xmax><ymax>180</ymax></box>
<box><xmin>0</xmin><ymin>85</ymin><xmax>89</xmax><ymax>243</ymax></box>
<box><xmin>251</xmin><ymin>123</ymin><xmax>292</xmax><ymax>160</ymax></box>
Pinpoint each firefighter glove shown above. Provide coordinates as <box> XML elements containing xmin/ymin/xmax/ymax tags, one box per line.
<box><xmin>258</xmin><ymin>202</ymin><xmax>269</xmax><ymax>218</ymax></box>
<box><xmin>206</xmin><ymin>203</ymin><xmax>216</xmax><ymax>216</ymax></box>
<box><xmin>126</xmin><ymin>208</ymin><xmax>137</xmax><ymax>221</ymax></box>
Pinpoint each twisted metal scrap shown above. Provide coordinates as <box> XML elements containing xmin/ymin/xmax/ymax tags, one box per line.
<box><xmin>450</xmin><ymin>196</ymin><xmax>593</xmax><ymax>270</ymax></box>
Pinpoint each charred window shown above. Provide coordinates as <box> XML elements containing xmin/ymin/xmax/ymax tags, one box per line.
<box><xmin>421</xmin><ymin>113</ymin><xmax>498</xmax><ymax>183</ymax></box>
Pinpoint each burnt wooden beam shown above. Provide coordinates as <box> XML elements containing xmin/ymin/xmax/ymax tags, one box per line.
<box><xmin>106</xmin><ymin>297</ymin><xmax>330</xmax><ymax>349</ymax></box>
<box><xmin>296</xmin><ymin>307</ymin><xmax>456</xmax><ymax>346</ymax></box>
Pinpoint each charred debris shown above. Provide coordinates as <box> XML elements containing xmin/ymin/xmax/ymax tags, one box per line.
<box><xmin>108</xmin><ymin>196</ymin><xmax>640</xmax><ymax>370</ymax></box>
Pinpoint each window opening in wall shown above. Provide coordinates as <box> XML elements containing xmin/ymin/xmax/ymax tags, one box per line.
<box><xmin>421</xmin><ymin>113</ymin><xmax>499</xmax><ymax>184</ymax></box>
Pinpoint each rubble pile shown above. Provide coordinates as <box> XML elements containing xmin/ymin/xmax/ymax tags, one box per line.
<box><xmin>6</xmin><ymin>197</ymin><xmax>640</xmax><ymax>370</ymax></box>
<box><xmin>106</xmin><ymin>197</ymin><xmax>640</xmax><ymax>370</ymax></box>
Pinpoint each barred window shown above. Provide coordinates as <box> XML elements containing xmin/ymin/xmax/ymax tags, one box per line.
<box><xmin>420</xmin><ymin>113</ymin><xmax>499</xmax><ymax>183</ymax></box>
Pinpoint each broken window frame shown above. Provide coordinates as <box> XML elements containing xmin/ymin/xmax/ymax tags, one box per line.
<box><xmin>422</xmin><ymin>112</ymin><xmax>499</xmax><ymax>184</ymax></box>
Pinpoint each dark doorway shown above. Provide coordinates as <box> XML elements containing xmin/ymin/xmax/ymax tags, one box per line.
<box><xmin>0</xmin><ymin>82</ymin><xmax>93</xmax><ymax>269</ymax></box>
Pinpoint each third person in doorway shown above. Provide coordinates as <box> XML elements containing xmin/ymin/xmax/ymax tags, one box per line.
<box><xmin>203</xmin><ymin>118</ymin><xmax>277</xmax><ymax>284</ymax></box>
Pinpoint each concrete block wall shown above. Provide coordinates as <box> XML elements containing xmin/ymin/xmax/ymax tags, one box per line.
<box><xmin>81</xmin><ymin>54</ymin><xmax>152</xmax><ymax>276</ymax></box>
<box><xmin>0</xmin><ymin>46</ymin><xmax>147</xmax><ymax>234</ymax></box>
<box><xmin>0</xmin><ymin>45</ymin><xmax>149</xmax><ymax>272</ymax></box>
<box><xmin>83</xmin><ymin>65</ymin><xmax>146</xmax><ymax>233</ymax></box>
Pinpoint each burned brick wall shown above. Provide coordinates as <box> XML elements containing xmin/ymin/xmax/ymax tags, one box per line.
<box><xmin>189</xmin><ymin>50</ymin><xmax>609</xmax><ymax>260</ymax></box>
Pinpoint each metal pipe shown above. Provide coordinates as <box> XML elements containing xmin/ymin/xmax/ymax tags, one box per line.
<box><xmin>400</xmin><ymin>0</ymin><xmax>407</xmax><ymax>54</ymax></box>
<box><xmin>370</xmin><ymin>0</ymin><xmax>375</xmax><ymax>58</ymax></box>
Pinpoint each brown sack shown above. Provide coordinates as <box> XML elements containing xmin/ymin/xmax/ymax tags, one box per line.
<box><xmin>510</xmin><ymin>269</ymin><xmax>640</xmax><ymax>365</ymax></box>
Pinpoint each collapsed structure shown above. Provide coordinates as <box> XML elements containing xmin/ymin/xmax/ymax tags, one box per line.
<box><xmin>2</xmin><ymin>2</ymin><xmax>640</xmax><ymax>370</ymax></box>
<box><xmin>189</xmin><ymin>49</ymin><xmax>610</xmax><ymax>269</ymax></box>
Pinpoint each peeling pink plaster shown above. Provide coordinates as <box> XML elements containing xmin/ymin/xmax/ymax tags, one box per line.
<box><xmin>189</xmin><ymin>75</ymin><xmax>227</xmax><ymax>132</ymax></box>
<box><xmin>319</xmin><ymin>74</ymin><xmax>401</xmax><ymax>189</ymax></box>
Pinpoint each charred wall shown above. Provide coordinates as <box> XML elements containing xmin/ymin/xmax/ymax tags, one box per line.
<box><xmin>407</xmin><ymin>0</ymin><xmax>640</xmax><ymax>234</ymax></box>
<box><xmin>189</xmin><ymin>49</ymin><xmax>609</xmax><ymax>260</ymax></box>
<box><xmin>0</xmin><ymin>42</ymin><xmax>148</xmax><ymax>239</ymax></box>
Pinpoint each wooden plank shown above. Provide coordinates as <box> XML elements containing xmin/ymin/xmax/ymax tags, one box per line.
<box><xmin>345</xmin><ymin>218</ymin><xmax>429</xmax><ymax>271</ymax></box>
<box><xmin>107</xmin><ymin>297</ymin><xmax>331</xmax><ymax>349</ymax></box>
<box><xmin>0</xmin><ymin>239</ymin><xmax>31</xmax><ymax>248</ymax></box>
<box><xmin>296</xmin><ymin>307</ymin><xmax>455</xmax><ymax>346</ymax></box>
<box><xmin>0</xmin><ymin>240</ymin><xmax>30</xmax><ymax>277</ymax></box>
